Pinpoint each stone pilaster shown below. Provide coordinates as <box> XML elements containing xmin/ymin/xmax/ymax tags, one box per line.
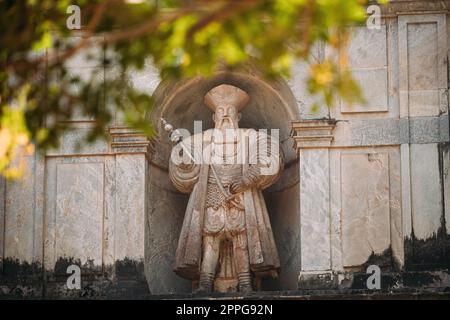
<box><xmin>397</xmin><ymin>13</ymin><xmax>449</xmax><ymax>270</ymax></box>
<box><xmin>108</xmin><ymin>126</ymin><xmax>153</xmax><ymax>286</ymax></box>
<box><xmin>292</xmin><ymin>120</ymin><xmax>337</xmax><ymax>289</ymax></box>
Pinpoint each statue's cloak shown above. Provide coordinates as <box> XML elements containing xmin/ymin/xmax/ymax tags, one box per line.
<box><xmin>170</xmin><ymin>129</ymin><xmax>282</xmax><ymax>280</ymax></box>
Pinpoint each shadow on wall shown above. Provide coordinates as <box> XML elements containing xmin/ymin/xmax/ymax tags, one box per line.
<box><xmin>145</xmin><ymin>66</ymin><xmax>301</xmax><ymax>294</ymax></box>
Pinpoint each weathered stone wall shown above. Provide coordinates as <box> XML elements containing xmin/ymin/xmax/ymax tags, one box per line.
<box><xmin>1</xmin><ymin>0</ymin><xmax>450</xmax><ymax>297</ymax></box>
<box><xmin>292</xmin><ymin>1</ymin><xmax>450</xmax><ymax>289</ymax></box>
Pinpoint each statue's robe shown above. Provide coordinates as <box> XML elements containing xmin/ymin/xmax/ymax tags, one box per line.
<box><xmin>169</xmin><ymin>128</ymin><xmax>282</xmax><ymax>280</ymax></box>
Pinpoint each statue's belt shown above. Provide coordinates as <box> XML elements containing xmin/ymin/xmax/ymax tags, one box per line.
<box><xmin>207</xmin><ymin>172</ymin><xmax>241</xmax><ymax>186</ymax></box>
<box><xmin>209</xmin><ymin>164</ymin><xmax>244</xmax><ymax>210</ymax></box>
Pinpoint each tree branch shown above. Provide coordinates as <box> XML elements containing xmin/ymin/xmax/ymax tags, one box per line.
<box><xmin>186</xmin><ymin>0</ymin><xmax>261</xmax><ymax>39</ymax></box>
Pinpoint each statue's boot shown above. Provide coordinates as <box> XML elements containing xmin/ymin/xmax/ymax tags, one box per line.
<box><xmin>238</xmin><ymin>271</ymin><xmax>253</xmax><ymax>294</ymax></box>
<box><xmin>233</xmin><ymin>233</ymin><xmax>253</xmax><ymax>294</ymax></box>
<box><xmin>194</xmin><ymin>234</ymin><xmax>220</xmax><ymax>294</ymax></box>
<box><xmin>194</xmin><ymin>272</ymin><xmax>214</xmax><ymax>294</ymax></box>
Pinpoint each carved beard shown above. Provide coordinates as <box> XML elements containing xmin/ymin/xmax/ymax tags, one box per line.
<box><xmin>217</xmin><ymin>116</ymin><xmax>237</xmax><ymax>130</ymax></box>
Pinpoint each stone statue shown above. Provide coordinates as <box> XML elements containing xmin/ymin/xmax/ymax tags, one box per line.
<box><xmin>166</xmin><ymin>84</ymin><xmax>282</xmax><ymax>293</ymax></box>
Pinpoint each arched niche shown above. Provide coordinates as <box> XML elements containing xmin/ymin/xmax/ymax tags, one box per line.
<box><xmin>145</xmin><ymin>67</ymin><xmax>301</xmax><ymax>294</ymax></box>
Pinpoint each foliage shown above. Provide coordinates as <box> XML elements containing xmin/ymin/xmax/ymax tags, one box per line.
<box><xmin>0</xmin><ymin>0</ymin><xmax>386</xmax><ymax>177</ymax></box>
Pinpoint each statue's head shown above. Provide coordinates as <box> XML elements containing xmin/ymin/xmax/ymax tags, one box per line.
<box><xmin>204</xmin><ymin>84</ymin><xmax>250</xmax><ymax>130</ymax></box>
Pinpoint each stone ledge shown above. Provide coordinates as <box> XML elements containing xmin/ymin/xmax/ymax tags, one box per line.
<box><xmin>149</xmin><ymin>288</ymin><xmax>450</xmax><ymax>300</ymax></box>
<box><xmin>292</xmin><ymin>116</ymin><xmax>449</xmax><ymax>148</ymax></box>
<box><xmin>1</xmin><ymin>286</ymin><xmax>449</xmax><ymax>300</ymax></box>
<box><xmin>1</xmin><ymin>271</ymin><xmax>449</xmax><ymax>299</ymax></box>
<box><xmin>384</xmin><ymin>0</ymin><xmax>450</xmax><ymax>16</ymax></box>
<box><xmin>292</xmin><ymin>120</ymin><xmax>337</xmax><ymax>149</ymax></box>
<box><xmin>297</xmin><ymin>270</ymin><xmax>450</xmax><ymax>291</ymax></box>
<box><xmin>108</xmin><ymin>126</ymin><xmax>155</xmax><ymax>155</ymax></box>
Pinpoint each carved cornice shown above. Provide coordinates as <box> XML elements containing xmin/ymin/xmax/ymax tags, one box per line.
<box><xmin>108</xmin><ymin>126</ymin><xmax>155</xmax><ymax>156</ymax></box>
<box><xmin>383</xmin><ymin>0</ymin><xmax>450</xmax><ymax>16</ymax></box>
<box><xmin>291</xmin><ymin>119</ymin><xmax>337</xmax><ymax>150</ymax></box>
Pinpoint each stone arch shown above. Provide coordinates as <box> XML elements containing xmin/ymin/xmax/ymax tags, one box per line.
<box><xmin>149</xmin><ymin>68</ymin><xmax>299</xmax><ymax>169</ymax></box>
<box><xmin>145</xmin><ymin>67</ymin><xmax>301</xmax><ymax>293</ymax></box>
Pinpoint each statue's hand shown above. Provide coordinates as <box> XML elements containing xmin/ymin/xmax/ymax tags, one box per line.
<box><xmin>230</xmin><ymin>181</ymin><xmax>247</xmax><ymax>194</ymax></box>
<box><xmin>230</xmin><ymin>165</ymin><xmax>263</xmax><ymax>194</ymax></box>
<box><xmin>178</xmin><ymin>162</ymin><xmax>196</xmax><ymax>171</ymax></box>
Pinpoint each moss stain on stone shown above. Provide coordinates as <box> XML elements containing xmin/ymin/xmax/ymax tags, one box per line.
<box><xmin>0</xmin><ymin>257</ymin><xmax>149</xmax><ymax>298</ymax></box>
<box><xmin>403</xmin><ymin>143</ymin><xmax>450</xmax><ymax>271</ymax></box>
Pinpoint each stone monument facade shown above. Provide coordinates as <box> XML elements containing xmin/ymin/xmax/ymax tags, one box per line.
<box><xmin>0</xmin><ymin>0</ymin><xmax>449</xmax><ymax>298</ymax></box>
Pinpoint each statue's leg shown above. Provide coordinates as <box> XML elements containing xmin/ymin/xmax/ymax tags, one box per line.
<box><xmin>196</xmin><ymin>234</ymin><xmax>220</xmax><ymax>293</ymax></box>
<box><xmin>232</xmin><ymin>232</ymin><xmax>252</xmax><ymax>293</ymax></box>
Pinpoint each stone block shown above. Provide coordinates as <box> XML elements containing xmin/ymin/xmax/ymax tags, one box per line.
<box><xmin>398</xmin><ymin>14</ymin><xmax>447</xmax><ymax>117</ymax></box>
<box><xmin>298</xmin><ymin>271</ymin><xmax>338</xmax><ymax>289</ymax></box>
<box><xmin>342</xmin><ymin>26</ymin><xmax>388</xmax><ymax>113</ymax></box>
<box><xmin>54</xmin><ymin>162</ymin><xmax>104</xmax><ymax>267</ymax></box>
<box><xmin>341</xmin><ymin>153</ymin><xmax>391</xmax><ymax>267</ymax></box>
<box><xmin>443</xmin><ymin>145</ymin><xmax>450</xmax><ymax>234</ymax></box>
<box><xmin>348</xmin><ymin>26</ymin><xmax>387</xmax><ymax>69</ymax></box>
<box><xmin>115</xmin><ymin>155</ymin><xmax>146</xmax><ymax>261</ymax></box>
<box><xmin>64</xmin><ymin>35</ymin><xmax>105</xmax><ymax>69</ymax></box>
<box><xmin>410</xmin><ymin>144</ymin><xmax>443</xmax><ymax>240</ymax></box>
<box><xmin>47</xmin><ymin>124</ymin><xmax>109</xmax><ymax>156</ymax></box>
<box><xmin>4</xmin><ymin>156</ymin><xmax>36</xmax><ymax>262</ymax></box>
<box><xmin>44</xmin><ymin>156</ymin><xmax>116</xmax><ymax>271</ymax></box>
<box><xmin>299</xmin><ymin>149</ymin><xmax>331</xmax><ymax>271</ymax></box>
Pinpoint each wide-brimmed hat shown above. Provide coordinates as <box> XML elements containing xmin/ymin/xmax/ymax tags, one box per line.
<box><xmin>204</xmin><ymin>84</ymin><xmax>250</xmax><ymax>111</ymax></box>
